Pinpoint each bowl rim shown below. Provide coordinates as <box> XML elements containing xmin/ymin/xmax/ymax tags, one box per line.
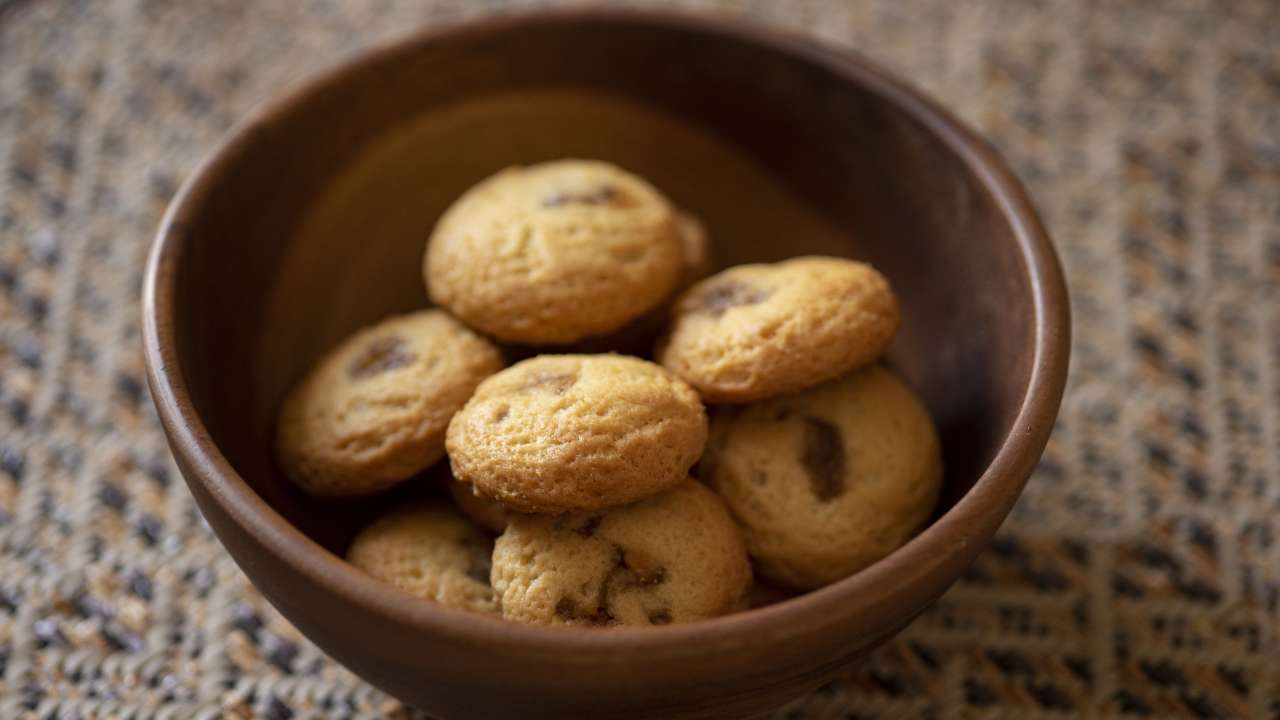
<box><xmin>142</xmin><ymin>6</ymin><xmax>1070</xmax><ymax>661</ymax></box>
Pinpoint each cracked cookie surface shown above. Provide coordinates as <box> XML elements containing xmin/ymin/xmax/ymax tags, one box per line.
<box><xmin>491</xmin><ymin>481</ymin><xmax>751</xmax><ymax>627</ymax></box>
<box><xmin>424</xmin><ymin>159</ymin><xmax>683</xmax><ymax>345</ymax></box>
<box><xmin>702</xmin><ymin>366</ymin><xmax>942</xmax><ymax>589</ymax></box>
<box><xmin>276</xmin><ymin>309</ymin><xmax>503</xmax><ymax>497</ymax></box>
<box><xmin>347</xmin><ymin>503</ymin><xmax>498</xmax><ymax>615</ymax></box>
<box><xmin>658</xmin><ymin>256</ymin><xmax>900</xmax><ymax>403</ymax></box>
<box><xmin>446</xmin><ymin>354</ymin><xmax>708</xmax><ymax>514</ymax></box>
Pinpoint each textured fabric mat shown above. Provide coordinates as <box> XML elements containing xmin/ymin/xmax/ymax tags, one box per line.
<box><xmin>1</xmin><ymin>0</ymin><xmax>1278</xmax><ymax>717</ymax></box>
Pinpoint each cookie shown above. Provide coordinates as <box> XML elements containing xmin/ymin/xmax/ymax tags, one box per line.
<box><xmin>449</xmin><ymin>477</ymin><xmax>509</xmax><ymax>534</ymax></box>
<box><xmin>674</xmin><ymin>211</ymin><xmax>713</xmax><ymax>289</ymax></box>
<box><xmin>446</xmin><ymin>354</ymin><xmax>708</xmax><ymax>514</ymax></box>
<box><xmin>346</xmin><ymin>503</ymin><xmax>497</xmax><ymax>614</ymax></box>
<box><xmin>563</xmin><ymin>210</ymin><xmax>714</xmax><ymax>357</ymax></box>
<box><xmin>424</xmin><ymin>159</ymin><xmax>683</xmax><ymax>345</ymax></box>
<box><xmin>658</xmin><ymin>256</ymin><xmax>900</xmax><ymax>403</ymax></box>
<box><xmin>701</xmin><ymin>365</ymin><xmax>942</xmax><ymax>589</ymax></box>
<box><xmin>491</xmin><ymin>480</ymin><xmax>751</xmax><ymax>627</ymax></box>
<box><xmin>276</xmin><ymin>309</ymin><xmax>503</xmax><ymax>497</ymax></box>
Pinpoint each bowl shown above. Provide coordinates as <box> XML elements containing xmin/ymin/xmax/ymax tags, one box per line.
<box><xmin>142</xmin><ymin>8</ymin><xmax>1069</xmax><ymax>719</ymax></box>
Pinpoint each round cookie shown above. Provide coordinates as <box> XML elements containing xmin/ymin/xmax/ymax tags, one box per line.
<box><xmin>565</xmin><ymin>210</ymin><xmax>714</xmax><ymax>357</ymax></box>
<box><xmin>702</xmin><ymin>365</ymin><xmax>942</xmax><ymax>589</ymax></box>
<box><xmin>658</xmin><ymin>256</ymin><xmax>900</xmax><ymax>403</ymax></box>
<box><xmin>491</xmin><ymin>480</ymin><xmax>751</xmax><ymax>627</ymax></box>
<box><xmin>449</xmin><ymin>477</ymin><xmax>509</xmax><ymax>534</ymax></box>
<box><xmin>276</xmin><ymin>309</ymin><xmax>503</xmax><ymax>497</ymax></box>
<box><xmin>447</xmin><ymin>354</ymin><xmax>708</xmax><ymax>514</ymax></box>
<box><xmin>347</xmin><ymin>503</ymin><xmax>497</xmax><ymax>614</ymax></box>
<box><xmin>425</xmin><ymin>159</ymin><xmax>683</xmax><ymax>345</ymax></box>
<box><xmin>674</xmin><ymin>211</ymin><xmax>713</xmax><ymax>290</ymax></box>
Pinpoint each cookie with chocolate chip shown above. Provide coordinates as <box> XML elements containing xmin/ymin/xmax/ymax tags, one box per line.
<box><xmin>424</xmin><ymin>159</ymin><xmax>684</xmax><ymax>345</ymax></box>
<box><xmin>276</xmin><ymin>309</ymin><xmax>503</xmax><ymax>497</ymax></box>
<box><xmin>702</xmin><ymin>366</ymin><xmax>941</xmax><ymax>589</ymax></box>
<box><xmin>658</xmin><ymin>256</ymin><xmax>900</xmax><ymax>403</ymax></box>
<box><xmin>491</xmin><ymin>480</ymin><xmax>751</xmax><ymax>627</ymax></box>
<box><xmin>564</xmin><ymin>210</ymin><xmax>715</xmax><ymax>357</ymax></box>
<box><xmin>446</xmin><ymin>354</ymin><xmax>708</xmax><ymax>514</ymax></box>
<box><xmin>347</xmin><ymin>503</ymin><xmax>497</xmax><ymax>614</ymax></box>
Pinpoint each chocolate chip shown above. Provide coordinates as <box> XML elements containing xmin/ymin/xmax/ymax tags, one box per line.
<box><xmin>610</xmin><ymin>546</ymin><xmax>667</xmax><ymax>590</ymax></box>
<box><xmin>611</xmin><ymin>568</ymin><xmax>640</xmax><ymax>588</ymax></box>
<box><xmin>624</xmin><ymin>553</ymin><xmax>666</xmax><ymax>586</ymax></box>
<box><xmin>639</xmin><ymin>567</ymin><xmax>666</xmax><ymax>586</ymax></box>
<box><xmin>555</xmin><ymin>544</ymin><xmax>669</xmax><ymax>627</ymax></box>
<box><xmin>347</xmin><ymin>336</ymin><xmax>414</xmax><ymax>379</ymax></box>
<box><xmin>521</xmin><ymin>372</ymin><xmax>576</xmax><ymax>394</ymax></box>
<box><xmin>613</xmin><ymin>566</ymin><xmax>667</xmax><ymax>589</ymax></box>
<box><xmin>554</xmin><ymin>596</ymin><xmax>613</xmax><ymax>626</ymax></box>
<box><xmin>648</xmin><ymin>609</ymin><xmax>673</xmax><ymax>625</ymax></box>
<box><xmin>698</xmin><ymin>281</ymin><xmax>769</xmax><ymax>317</ymax></box>
<box><xmin>800</xmin><ymin>416</ymin><xmax>846</xmax><ymax>501</ymax></box>
<box><xmin>542</xmin><ymin>185</ymin><xmax>625</xmax><ymax>208</ymax></box>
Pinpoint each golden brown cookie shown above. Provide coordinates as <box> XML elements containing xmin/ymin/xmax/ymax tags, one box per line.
<box><xmin>424</xmin><ymin>159</ymin><xmax>683</xmax><ymax>345</ymax></box>
<box><xmin>674</xmin><ymin>211</ymin><xmax>713</xmax><ymax>289</ymax></box>
<box><xmin>446</xmin><ymin>354</ymin><xmax>708</xmax><ymax>514</ymax></box>
<box><xmin>562</xmin><ymin>209</ymin><xmax>714</xmax><ymax>357</ymax></box>
<box><xmin>449</xmin><ymin>477</ymin><xmax>509</xmax><ymax>534</ymax></box>
<box><xmin>658</xmin><ymin>256</ymin><xmax>900</xmax><ymax>403</ymax></box>
<box><xmin>491</xmin><ymin>480</ymin><xmax>751</xmax><ymax>627</ymax></box>
<box><xmin>702</xmin><ymin>365</ymin><xmax>942</xmax><ymax>589</ymax></box>
<box><xmin>276</xmin><ymin>309</ymin><xmax>503</xmax><ymax>497</ymax></box>
<box><xmin>346</xmin><ymin>503</ymin><xmax>497</xmax><ymax>614</ymax></box>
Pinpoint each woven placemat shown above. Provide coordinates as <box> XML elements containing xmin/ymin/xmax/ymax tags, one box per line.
<box><xmin>1</xmin><ymin>0</ymin><xmax>1277</xmax><ymax>717</ymax></box>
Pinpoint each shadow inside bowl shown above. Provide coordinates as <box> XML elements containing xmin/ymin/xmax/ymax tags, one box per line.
<box><xmin>179</xmin><ymin>82</ymin><xmax>1033</xmax><ymax>557</ymax></box>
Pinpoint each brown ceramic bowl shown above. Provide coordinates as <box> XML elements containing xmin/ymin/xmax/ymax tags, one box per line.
<box><xmin>142</xmin><ymin>8</ymin><xmax>1069</xmax><ymax>720</ymax></box>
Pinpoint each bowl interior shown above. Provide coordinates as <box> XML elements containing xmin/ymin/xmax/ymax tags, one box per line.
<box><xmin>172</xmin><ymin>18</ymin><xmax>1035</xmax><ymax>570</ymax></box>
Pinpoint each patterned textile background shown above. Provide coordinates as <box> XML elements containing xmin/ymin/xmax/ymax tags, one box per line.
<box><xmin>1</xmin><ymin>0</ymin><xmax>1277</xmax><ymax>717</ymax></box>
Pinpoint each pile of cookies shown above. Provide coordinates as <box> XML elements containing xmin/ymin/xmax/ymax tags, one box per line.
<box><xmin>276</xmin><ymin>159</ymin><xmax>942</xmax><ymax>628</ymax></box>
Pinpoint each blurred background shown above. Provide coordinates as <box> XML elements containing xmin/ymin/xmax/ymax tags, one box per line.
<box><xmin>0</xmin><ymin>0</ymin><xmax>1277</xmax><ymax>717</ymax></box>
